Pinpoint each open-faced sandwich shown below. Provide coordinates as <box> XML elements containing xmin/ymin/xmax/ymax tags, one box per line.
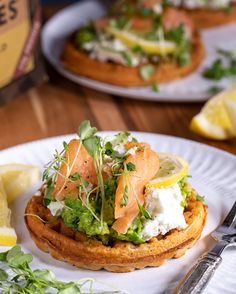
<box><xmin>62</xmin><ymin>1</ymin><xmax>205</xmax><ymax>87</ymax></box>
<box><xmin>25</xmin><ymin>121</ymin><xmax>207</xmax><ymax>272</ymax></box>
<box><xmin>167</xmin><ymin>0</ymin><xmax>236</xmax><ymax>28</ymax></box>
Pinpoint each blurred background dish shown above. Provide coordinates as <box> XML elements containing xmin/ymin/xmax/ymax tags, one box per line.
<box><xmin>168</xmin><ymin>0</ymin><xmax>236</xmax><ymax>28</ymax></box>
<box><xmin>42</xmin><ymin>0</ymin><xmax>236</xmax><ymax>102</ymax></box>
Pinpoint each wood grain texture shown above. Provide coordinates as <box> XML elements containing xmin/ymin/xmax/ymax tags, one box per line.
<box><xmin>0</xmin><ymin>4</ymin><xmax>235</xmax><ymax>156</ymax></box>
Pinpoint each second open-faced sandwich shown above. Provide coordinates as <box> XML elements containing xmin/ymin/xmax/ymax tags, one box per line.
<box><xmin>167</xmin><ymin>0</ymin><xmax>236</xmax><ymax>28</ymax></box>
<box><xmin>25</xmin><ymin>121</ymin><xmax>207</xmax><ymax>272</ymax></box>
<box><xmin>62</xmin><ymin>1</ymin><xmax>205</xmax><ymax>87</ymax></box>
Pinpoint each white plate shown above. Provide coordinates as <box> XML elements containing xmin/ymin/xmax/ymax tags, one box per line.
<box><xmin>0</xmin><ymin>132</ymin><xmax>236</xmax><ymax>293</ymax></box>
<box><xmin>42</xmin><ymin>0</ymin><xmax>236</xmax><ymax>102</ymax></box>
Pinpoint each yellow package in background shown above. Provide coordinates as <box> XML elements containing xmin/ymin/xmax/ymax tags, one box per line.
<box><xmin>0</xmin><ymin>0</ymin><xmax>34</xmax><ymax>88</ymax></box>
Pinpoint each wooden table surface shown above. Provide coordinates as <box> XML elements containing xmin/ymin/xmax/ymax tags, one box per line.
<box><xmin>0</xmin><ymin>4</ymin><xmax>235</xmax><ymax>155</ymax></box>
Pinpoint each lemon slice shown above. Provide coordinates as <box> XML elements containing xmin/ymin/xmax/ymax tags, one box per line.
<box><xmin>107</xmin><ymin>27</ymin><xmax>176</xmax><ymax>55</ymax></box>
<box><xmin>0</xmin><ymin>164</ymin><xmax>40</xmax><ymax>203</ymax></box>
<box><xmin>146</xmin><ymin>153</ymin><xmax>188</xmax><ymax>188</ymax></box>
<box><xmin>0</xmin><ymin>177</ymin><xmax>17</xmax><ymax>246</ymax></box>
<box><xmin>190</xmin><ymin>85</ymin><xmax>236</xmax><ymax>140</ymax></box>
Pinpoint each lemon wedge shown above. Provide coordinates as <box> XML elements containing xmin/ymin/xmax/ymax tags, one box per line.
<box><xmin>107</xmin><ymin>27</ymin><xmax>176</xmax><ymax>55</ymax></box>
<box><xmin>146</xmin><ymin>153</ymin><xmax>188</xmax><ymax>188</ymax></box>
<box><xmin>0</xmin><ymin>177</ymin><xmax>17</xmax><ymax>246</ymax></box>
<box><xmin>224</xmin><ymin>98</ymin><xmax>236</xmax><ymax>135</ymax></box>
<box><xmin>0</xmin><ymin>164</ymin><xmax>40</xmax><ymax>204</ymax></box>
<box><xmin>190</xmin><ymin>85</ymin><xmax>236</xmax><ymax>140</ymax></box>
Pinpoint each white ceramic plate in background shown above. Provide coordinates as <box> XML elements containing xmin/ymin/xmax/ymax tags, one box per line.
<box><xmin>0</xmin><ymin>132</ymin><xmax>236</xmax><ymax>293</ymax></box>
<box><xmin>42</xmin><ymin>0</ymin><xmax>236</xmax><ymax>102</ymax></box>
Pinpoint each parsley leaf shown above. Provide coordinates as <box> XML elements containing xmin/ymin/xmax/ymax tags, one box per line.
<box><xmin>139</xmin><ymin>64</ymin><xmax>155</xmax><ymax>81</ymax></box>
<box><xmin>126</xmin><ymin>162</ymin><xmax>136</xmax><ymax>171</ymax></box>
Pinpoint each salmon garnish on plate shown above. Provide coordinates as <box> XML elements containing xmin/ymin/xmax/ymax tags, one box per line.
<box><xmin>112</xmin><ymin>142</ymin><xmax>159</xmax><ymax>234</ymax></box>
<box><xmin>53</xmin><ymin>139</ymin><xmax>97</xmax><ymax>201</ymax></box>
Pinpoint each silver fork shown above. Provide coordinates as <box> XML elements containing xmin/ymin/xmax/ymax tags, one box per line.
<box><xmin>173</xmin><ymin>201</ymin><xmax>236</xmax><ymax>294</ymax></box>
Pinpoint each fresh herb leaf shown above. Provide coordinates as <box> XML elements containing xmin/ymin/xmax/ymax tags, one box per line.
<box><xmin>69</xmin><ymin>172</ymin><xmax>80</xmax><ymax>181</ymax></box>
<box><xmin>203</xmin><ymin>59</ymin><xmax>227</xmax><ymax>80</ymax></box>
<box><xmin>203</xmin><ymin>49</ymin><xmax>236</xmax><ymax>80</ymax></box>
<box><xmin>78</xmin><ymin>120</ymin><xmax>97</xmax><ymax>141</ymax></box>
<box><xmin>151</xmin><ymin>83</ymin><xmax>159</xmax><ymax>92</ymax></box>
<box><xmin>217</xmin><ymin>48</ymin><xmax>234</xmax><ymax>59</ymax></box>
<box><xmin>75</xmin><ymin>23</ymin><xmax>96</xmax><ymax>49</ymax></box>
<box><xmin>207</xmin><ymin>86</ymin><xmax>223</xmax><ymax>95</ymax></box>
<box><xmin>121</xmin><ymin>3</ymin><xmax>135</xmax><ymax>14</ymax></box>
<box><xmin>126</xmin><ymin>162</ymin><xmax>136</xmax><ymax>171</ymax></box>
<box><xmin>139</xmin><ymin>64</ymin><xmax>155</xmax><ymax>81</ymax></box>
<box><xmin>0</xmin><ymin>246</ymin><xmax>123</xmax><ymax>293</ymax></box>
<box><xmin>63</xmin><ymin>141</ymin><xmax>69</xmax><ymax>151</ymax></box>
<box><xmin>0</xmin><ymin>269</ymin><xmax>8</xmax><ymax>281</ymax></box>
<box><xmin>138</xmin><ymin>203</ymin><xmax>152</xmax><ymax>220</ymax></box>
<box><xmin>139</xmin><ymin>7</ymin><xmax>153</xmax><ymax>17</ymax></box>
<box><xmin>121</xmin><ymin>193</ymin><xmax>129</xmax><ymax>207</ymax></box>
<box><xmin>83</xmin><ymin>136</ymin><xmax>101</xmax><ymax>158</ymax></box>
<box><xmin>110</xmin><ymin>16</ymin><xmax>129</xmax><ymax>29</ymax></box>
<box><xmin>0</xmin><ymin>251</ymin><xmax>7</xmax><ymax>262</ymax></box>
<box><xmin>122</xmin><ymin>51</ymin><xmax>133</xmax><ymax>66</ymax></box>
<box><xmin>196</xmin><ymin>195</ymin><xmax>205</xmax><ymax>202</ymax></box>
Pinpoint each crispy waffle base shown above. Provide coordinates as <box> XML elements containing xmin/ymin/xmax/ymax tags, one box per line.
<box><xmin>61</xmin><ymin>32</ymin><xmax>205</xmax><ymax>87</ymax></box>
<box><xmin>180</xmin><ymin>4</ymin><xmax>236</xmax><ymax>28</ymax></box>
<box><xmin>25</xmin><ymin>190</ymin><xmax>207</xmax><ymax>273</ymax></box>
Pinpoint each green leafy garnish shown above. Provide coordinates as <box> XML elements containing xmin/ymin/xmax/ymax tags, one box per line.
<box><xmin>203</xmin><ymin>49</ymin><xmax>236</xmax><ymax>80</ymax></box>
<box><xmin>151</xmin><ymin>83</ymin><xmax>159</xmax><ymax>92</ymax></box>
<box><xmin>126</xmin><ymin>162</ymin><xmax>136</xmax><ymax>171</ymax></box>
<box><xmin>75</xmin><ymin>23</ymin><xmax>97</xmax><ymax>49</ymax></box>
<box><xmin>196</xmin><ymin>195</ymin><xmax>205</xmax><ymax>202</ymax></box>
<box><xmin>139</xmin><ymin>7</ymin><xmax>153</xmax><ymax>17</ymax></box>
<box><xmin>78</xmin><ymin>120</ymin><xmax>97</xmax><ymax>141</ymax></box>
<box><xmin>139</xmin><ymin>64</ymin><xmax>155</xmax><ymax>81</ymax></box>
<box><xmin>138</xmin><ymin>203</ymin><xmax>152</xmax><ymax>220</ymax></box>
<box><xmin>121</xmin><ymin>193</ymin><xmax>129</xmax><ymax>207</ymax></box>
<box><xmin>0</xmin><ymin>246</ymin><xmax>123</xmax><ymax>293</ymax></box>
<box><xmin>165</xmin><ymin>24</ymin><xmax>190</xmax><ymax>66</ymax></box>
<box><xmin>207</xmin><ymin>86</ymin><xmax>223</xmax><ymax>95</ymax></box>
<box><xmin>122</xmin><ymin>51</ymin><xmax>133</xmax><ymax>66</ymax></box>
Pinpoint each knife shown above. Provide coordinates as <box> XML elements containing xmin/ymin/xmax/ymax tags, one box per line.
<box><xmin>173</xmin><ymin>201</ymin><xmax>236</xmax><ymax>294</ymax></box>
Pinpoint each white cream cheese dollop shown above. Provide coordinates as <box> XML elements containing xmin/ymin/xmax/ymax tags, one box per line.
<box><xmin>140</xmin><ymin>184</ymin><xmax>187</xmax><ymax>241</ymax></box>
<box><xmin>47</xmin><ymin>201</ymin><xmax>65</xmax><ymax>216</ymax></box>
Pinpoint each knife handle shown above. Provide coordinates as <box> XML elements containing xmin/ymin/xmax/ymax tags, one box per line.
<box><xmin>173</xmin><ymin>252</ymin><xmax>222</xmax><ymax>294</ymax></box>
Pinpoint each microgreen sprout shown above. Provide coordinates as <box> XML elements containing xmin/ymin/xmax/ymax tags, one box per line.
<box><xmin>0</xmin><ymin>246</ymin><xmax>126</xmax><ymax>293</ymax></box>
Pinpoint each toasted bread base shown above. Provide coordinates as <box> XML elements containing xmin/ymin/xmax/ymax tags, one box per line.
<box><xmin>25</xmin><ymin>190</ymin><xmax>207</xmax><ymax>272</ymax></box>
<box><xmin>180</xmin><ymin>4</ymin><xmax>236</xmax><ymax>28</ymax></box>
<box><xmin>61</xmin><ymin>32</ymin><xmax>205</xmax><ymax>87</ymax></box>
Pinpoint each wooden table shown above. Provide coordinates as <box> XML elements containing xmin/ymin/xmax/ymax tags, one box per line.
<box><xmin>0</xmin><ymin>4</ymin><xmax>235</xmax><ymax>155</ymax></box>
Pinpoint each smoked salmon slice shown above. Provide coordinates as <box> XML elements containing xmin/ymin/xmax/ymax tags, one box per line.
<box><xmin>112</xmin><ymin>143</ymin><xmax>159</xmax><ymax>234</ymax></box>
<box><xmin>53</xmin><ymin>139</ymin><xmax>97</xmax><ymax>200</ymax></box>
<box><xmin>163</xmin><ymin>7</ymin><xmax>193</xmax><ymax>36</ymax></box>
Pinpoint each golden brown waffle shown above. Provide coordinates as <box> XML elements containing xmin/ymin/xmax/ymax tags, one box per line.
<box><xmin>61</xmin><ymin>31</ymin><xmax>205</xmax><ymax>87</ymax></box>
<box><xmin>25</xmin><ymin>190</ymin><xmax>207</xmax><ymax>273</ymax></box>
<box><xmin>179</xmin><ymin>4</ymin><xmax>236</xmax><ymax>29</ymax></box>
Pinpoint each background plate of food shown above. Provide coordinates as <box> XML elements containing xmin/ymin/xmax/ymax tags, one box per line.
<box><xmin>0</xmin><ymin>126</ymin><xmax>236</xmax><ymax>293</ymax></box>
<box><xmin>42</xmin><ymin>0</ymin><xmax>236</xmax><ymax>102</ymax></box>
